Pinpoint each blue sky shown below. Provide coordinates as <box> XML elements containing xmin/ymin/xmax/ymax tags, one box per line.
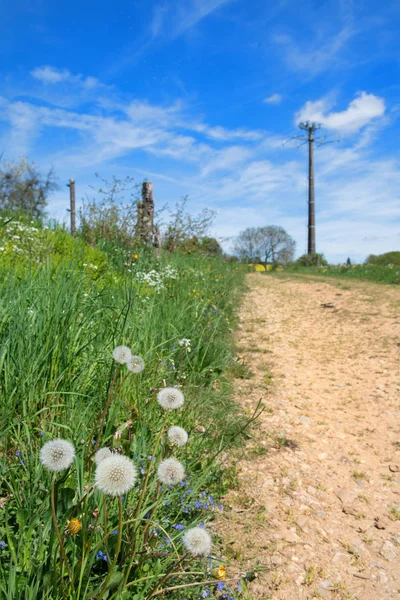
<box><xmin>1</xmin><ymin>0</ymin><xmax>400</xmax><ymax>262</ymax></box>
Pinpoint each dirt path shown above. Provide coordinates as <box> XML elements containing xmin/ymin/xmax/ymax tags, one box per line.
<box><xmin>219</xmin><ymin>274</ymin><xmax>400</xmax><ymax>600</ymax></box>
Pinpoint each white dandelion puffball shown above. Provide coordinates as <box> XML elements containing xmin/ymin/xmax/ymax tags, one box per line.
<box><xmin>167</xmin><ymin>426</ymin><xmax>188</xmax><ymax>447</ymax></box>
<box><xmin>183</xmin><ymin>527</ymin><xmax>212</xmax><ymax>556</ymax></box>
<box><xmin>127</xmin><ymin>355</ymin><xmax>145</xmax><ymax>373</ymax></box>
<box><xmin>95</xmin><ymin>453</ymin><xmax>137</xmax><ymax>496</ymax></box>
<box><xmin>94</xmin><ymin>447</ymin><xmax>112</xmax><ymax>465</ymax></box>
<box><xmin>157</xmin><ymin>458</ymin><xmax>185</xmax><ymax>485</ymax></box>
<box><xmin>157</xmin><ymin>387</ymin><xmax>184</xmax><ymax>410</ymax></box>
<box><xmin>40</xmin><ymin>439</ymin><xmax>75</xmax><ymax>472</ymax></box>
<box><xmin>112</xmin><ymin>345</ymin><xmax>132</xmax><ymax>364</ymax></box>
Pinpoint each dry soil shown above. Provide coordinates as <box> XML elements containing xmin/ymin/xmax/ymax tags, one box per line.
<box><xmin>219</xmin><ymin>273</ymin><xmax>400</xmax><ymax>600</ymax></box>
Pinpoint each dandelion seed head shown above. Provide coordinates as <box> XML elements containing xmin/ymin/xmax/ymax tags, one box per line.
<box><xmin>167</xmin><ymin>426</ymin><xmax>188</xmax><ymax>447</ymax></box>
<box><xmin>94</xmin><ymin>447</ymin><xmax>112</xmax><ymax>465</ymax></box>
<box><xmin>157</xmin><ymin>387</ymin><xmax>184</xmax><ymax>410</ymax></box>
<box><xmin>95</xmin><ymin>454</ymin><xmax>137</xmax><ymax>496</ymax></box>
<box><xmin>127</xmin><ymin>355</ymin><xmax>145</xmax><ymax>373</ymax></box>
<box><xmin>157</xmin><ymin>458</ymin><xmax>185</xmax><ymax>486</ymax></box>
<box><xmin>182</xmin><ymin>526</ymin><xmax>212</xmax><ymax>556</ymax></box>
<box><xmin>40</xmin><ymin>439</ymin><xmax>75</xmax><ymax>472</ymax></box>
<box><xmin>112</xmin><ymin>345</ymin><xmax>132</xmax><ymax>364</ymax></box>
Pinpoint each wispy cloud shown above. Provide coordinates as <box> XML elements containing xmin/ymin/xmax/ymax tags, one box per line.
<box><xmin>295</xmin><ymin>91</ymin><xmax>386</xmax><ymax>133</ymax></box>
<box><xmin>31</xmin><ymin>66</ymin><xmax>104</xmax><ymax>90</ymax></box>
<box><xmin>263</xmin><ymin>93</ymin><xmax>283</xmax><ymax>105</ymax></box>
<box><xmin>273</xmin><ymin>25</ymin><xmax>354</xmax><ymax>76</ymax></box>
<box><xmin>151</xmin><ymin>0</ymin><xmax>235</xmax><ymax>40</ymax></box>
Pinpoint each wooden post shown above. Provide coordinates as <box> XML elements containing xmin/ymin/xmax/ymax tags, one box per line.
<box><xmin>135</xmin><ymin>182</ymin><xmax>154</xmax><ymax>246</ymax></box>
<box><xmin>69</xmin><ymin>178</ymin><xmax>76</xmax><ymax>236</ymax></box>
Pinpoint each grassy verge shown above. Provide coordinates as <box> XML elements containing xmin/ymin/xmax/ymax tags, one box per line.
<box><xmin>0</xmin><ymin>224</ymin><xmax>251</xmax><ymax>599</ymax></box>
<box><xmin>260</xmin><ymin>263</ymin><xmax>400</xmax><ymax>285</ymax></box>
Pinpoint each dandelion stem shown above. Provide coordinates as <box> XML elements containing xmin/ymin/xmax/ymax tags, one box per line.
<box><xmin>122</xmin><ymin>426</ymin><xmax>165</xmax><ymax>589</ymax></box>
<box><xmin>148</xmin><ymin>576</ymin><xmax>240</xmax><ymax>597</ymax></box>
<box><xmin>51</xmin><ymin>477</ymin><xmax>74</xmax><ymax>591</ymax></box>
<box><xmin>97</xmin><ymin>496</ymin><xmax>123</xmax><ymax>600</ymax></box>
<box><xmin>143</xmin><ymin>481</ymin><xmax>162</xmax><ymax>546</ymax></box>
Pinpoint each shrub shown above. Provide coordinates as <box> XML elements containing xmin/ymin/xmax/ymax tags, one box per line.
<box><xmin>296</xmin><ymin>253</ymin><xmax>328</xmax><ymax>267</ymax></box>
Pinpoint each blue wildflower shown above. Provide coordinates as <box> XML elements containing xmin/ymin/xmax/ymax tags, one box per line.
<box><xmin>217</xmin><ymin>581</ymin><xmax>224</xmax><ymax>591</ymax></box>
<box><xmin>0</xmin><ymin>541</ymin><xmax>5</xmax><ymax>549</ymax></box>
<box><xmin>194</xmin><ymin>502</ymin><xmax>203</xmax><ymax>509</ymax></box>
<box><xmin>173</xmin><ymin>524</ymin><xmax>185</xmax><ymax>531</ymax></box>
<box><xmin>201</xmin><ymin>588</ymin><xmax>210</xmax><ymax>598</ymax></box>
<box><xmin>15</xmin><ymin>450</ymin><xmax>21</xmax><ymax>457</ymax></box>
<box><xmin>110</xmin><ymin>530</ymin><xmax>118</xmax><ymax>535</ymax></box>
<box><xmin>96</xmin><ymin>551</ymin><xmax>104</xmax><ymax>559</ymax></box>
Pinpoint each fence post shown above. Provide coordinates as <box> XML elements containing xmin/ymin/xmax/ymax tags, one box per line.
<box><xmin>135</xmin><ymin>182</ymin><xmax>154</xmax><ymax>246</ymax></box>
<box><xmin>69</xmin><ymin>178</ymin><xmax>76</xmax><ymax>235</ymax></box>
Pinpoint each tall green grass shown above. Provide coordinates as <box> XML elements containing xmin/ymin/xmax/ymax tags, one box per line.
<box><xmin>0</xmin><ymin>243</ymin><xmax>251</xmax><ymax>599</ymax></box>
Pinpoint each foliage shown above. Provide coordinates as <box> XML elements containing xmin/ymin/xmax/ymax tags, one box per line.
<box><xmin>365</xmin><ymin>251</ymin><xmax>400</xmax><ymax>267</ymax></box>
<box><xmin>0</xmin><ymin>231</ymin><xmax>252</xmax><ymax>598</ymax></box>
<box><xmin>0</xmin><ymin>214</ymin><xmax>108</xmax><ymax>278</ymax></box>
<box><xmin>234</xmin><ymin>225</ymin><xmax>295</xmax><ymax>264</ymax></box>
<box><xmin>0</xmin><ymin>157</ymin><xmax>57</xmax><ymax>218</ymax></box>
<box><xmin>78</xmin><ymin>175</ymin><xmax>140</xmax><ymax>251</ymax></box>
<box><xmin>295</xmin><ymin>253</ymin><xmax>328</xmax><ymax>267</ymax></box>
<box><xmin>161</xmin><ymin>197</ymin><xmax>216</xmax><ymax>252</ymax></box>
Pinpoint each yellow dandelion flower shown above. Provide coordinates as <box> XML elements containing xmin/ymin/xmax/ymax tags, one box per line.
<box><xmin>65</xmin><ymin>518</ymin><xmax>82</xmax><ymax>536</ymax></box>
<box><xmin>132</xmin><ymin>253</ymin><xmax>139</xmax><ymax>260</ymax></box>
<box><xmin>215</xmin><ymin>565</ymin><xmax>226</xmax><ymax>580</ymax></box>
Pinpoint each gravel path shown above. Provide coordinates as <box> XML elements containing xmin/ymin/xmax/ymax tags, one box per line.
<box><xmin>219</xmin><ymin>273</ymin><xmax>400</xmax><ymax>600</ymax></box>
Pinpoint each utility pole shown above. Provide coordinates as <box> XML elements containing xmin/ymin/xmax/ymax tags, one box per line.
<box><xmin>67</xmin><ymin>178</ymin><xmax>76</xmax><ymax>235</ymax></box>
<box><xmin>284</xmin><ymin>121</ymin><xmax>336</xmax><ymax>257</ymax></box>
<box><xmin>299</xmin><ymin>122</ymin><xmax>320</xmax><ymax>255</ymax></box>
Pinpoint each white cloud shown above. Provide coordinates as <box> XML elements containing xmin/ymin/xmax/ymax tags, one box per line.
<box><xmin>263</xmin><ymin>94</ymin><xmax>283</xmax><ymax>105</ymax></box>
<box><xmin>295</xmin><ymin>92</ymin><xmax>386</xmax><ymax>133</ymax></box>
<box><xmin>30</xmin><ymin>66</ymin><xmax>103</xmax><ymax>91</ymax></box>
<box><xmin>31</xmin><ymin>66</ymin><xmax>71</xmax><ymax>84</ymax></box>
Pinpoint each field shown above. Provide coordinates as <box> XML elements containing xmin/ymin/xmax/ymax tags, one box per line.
<box><xmin>274</xmin><ymin>263</ymin><xmax>400</xmax><ymax>284</ymax></box>
<box><xmin>0</xmin><ymin>217</ymin><xmax>251</xmax><ymax>599</ymax></box>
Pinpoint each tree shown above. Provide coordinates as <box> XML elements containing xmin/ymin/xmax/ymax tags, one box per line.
<box><xmin>161</xmin><ymin>196</ymin><xmax>216</xmax><ymax>252</ymax></box>
<box><xmin>234</xmin><ymin>225</ymin><xmax>295</xmax><ymax>264</ymax></box>
<box><xmin>0</xmin><ymin>157</ymin><xmax>57</xmax><ymax>218</ymax></box>
<box><xmin>79</xmin><ymin>174</ymin><xmax>140</xmax><ymax>249</ymax></box>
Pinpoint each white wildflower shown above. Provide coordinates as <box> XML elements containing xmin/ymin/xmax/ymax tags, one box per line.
<box><xmin>157</xmin><ymin>458</ymin><xmax>185</xmax><ymax>485</ymax></box>
<box><xmin>94</xmin><ymin>447</ymin><xmax>112</xmax><ymax>465</ymax></box>
<box><xmin>40</xmin><ymin>439</ymin><xmax>75</xmax><ymax>472</ymax></box>
<box><xmin>178</xmin><ymin>338</ymin><xmax>191</xmax><ymax>348</ymax></box>
<box><xmin>95</xmin><ymin>454</ymin><xmax>137</xmax><ymax>497</ymax></box>
<box><xmin>127</xmin><ymin>355</ymin><xmax>145</xmax><ymax>373</ymax></box>
<box><xmin>167</xmin><ymin>426</ymin><xmax>188</xmax><ymax>447</ymax></box>
<box><xmin>112</xmin><ymin>346</ymin><xmax>132</xmax><ymax>364</ymax></box>
<box><xmin>157</xmin><ymin>387</ymin><xmax>184</xmax><ymax>410</ymax></box>
<box><xmin>183</xmin><ymin>527</ymin><xmax>212</xmax><ymax>556</ymax></box>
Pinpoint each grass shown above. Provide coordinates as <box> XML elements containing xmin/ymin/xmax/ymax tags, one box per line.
<box><xmin>0</xmin><ymin>219</ymin><xmax>252</xmax><ymax>599</ymax></box>
<box><xmin>265</xmin><ymin>263</ymin><xmax>400</xmax><ymax>285</ymax></box>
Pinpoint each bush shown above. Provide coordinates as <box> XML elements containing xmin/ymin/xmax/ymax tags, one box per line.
<box><xmin>365</xmin><ymin>251</ymin><xmax>400</xmax><ymax>266</ymax></box>
<box><xmin>296</xmin><ymin>253</ymin><xmax>328</xmax><ymax>267</ymax></box>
